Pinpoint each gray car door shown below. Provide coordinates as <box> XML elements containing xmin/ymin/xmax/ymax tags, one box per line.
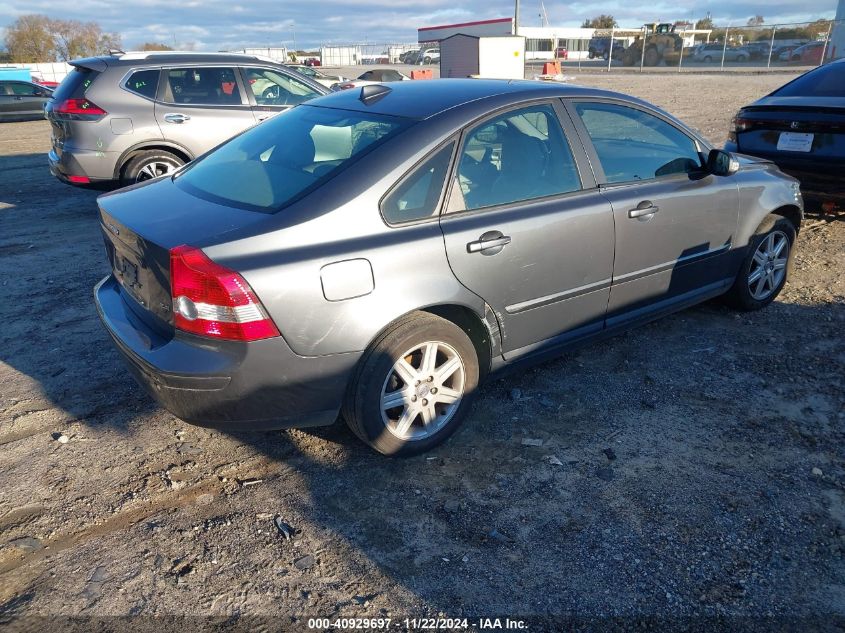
<box><xmin>566</xmin><ymin>100</ymin><xmax>739</xmax><ymax>327</ymax></box>
<box><xmin>1</xmin><ymin>82</ymin><xmax>46</xmax><ymax>116</ymax></box>
<box><xmin>439</xmin><ymin>102</ymin><xmax>615</xmax><ymax>358</ymax></box>
<box><xmin>155</xmin><ymin>66</ymin><xmax>257</xmax><ymax>156</ymax></box>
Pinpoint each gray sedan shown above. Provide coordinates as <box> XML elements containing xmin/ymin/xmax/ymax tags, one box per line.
<box><xmin>94</xmin><ymin>80</ymin><xmax>803</xmax><ymax>455</ymax></box>
<box><xmin>0</xmin><ymin>80</ymin><xmax>52</xmax><ymax>120</ymax></box>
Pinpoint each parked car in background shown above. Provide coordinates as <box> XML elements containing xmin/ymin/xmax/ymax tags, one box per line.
<box><xmin>401</xmin><ymin>49</ymin><xmax>420</xmax><ymax>64</ymax></box>
<box><xmin>555</xmin><ymin>46</ymin><xmax>568</xmax><ymax>60</ymax></box>
<box><xmin>0</xmin><ymin>80</ymin><xmax>52</xmax><ymax>121</ymax></box>
<box><xmin>744</xmin><ymin>41</ymin><xmax>774</xmax><ymax>60</ymax></box>
<box><xmin>417</xmin><ymin>47</ymin><xmax>440</xmax><ymax>64</ymax></box>
<box><xmin>45</xmin><ymin>51</ymin><xmax>327</xmax><ymax>188</ymax></box>
<box><xmin>793</xmin><ymin>41</ymin><xmax>828</xmax><ymax>64</ymax></box>
<box><xmin>775</xmin><ymin>43</ymin><xmax>807</xmax><ymax>61</ymax></box>
<box><xmin>331</xmin><ymin>69</ymin><xmax>410</xmax><ymax>90</ymax></box>
<box><xmin>693</xmin><ymin>44</ymin><xmax>751</xmax><ymax>62</ymax></box>
<box><xmin>94</xmin><ymin>79</ymin><xmax>802</xmax><ymax>456</ymax></box>
<box><xmin>286</xmin><ymin>64</ymin><xmax>346</xmax><ymax>88</ymax></box>
<box><xmin>31</xmin><ymin>74</ymin><xmax>60</xmax><ymax>89</ymax></box>
<box><xmin>587</xmin><ymin>37</ymin><xmax>626</xmax><ymax>60</ymax></box>
<box><xmin>726</xmin><ymin>59</ymin><xmax>844</xmax><ymax>212</ymax></box>
<box><xmin>304</xmin><ymin>58</ymin><xmax>321</xmax><ymax>67</ymax></box>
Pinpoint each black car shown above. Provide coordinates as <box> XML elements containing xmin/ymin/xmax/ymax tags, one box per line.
<box><xmin>0</xmin><ymin>80</ymin><xmax>52</xmax><ymax>121</ymax></box>
<box><xmin>725</xmin><ymin>59</ymin><xmax>845</xmax><ymax>212</ymax></box>
<box><xmin>588</xmin><ymin>37</ymin><xmax>626</xmax><ymax>60</ymax></box>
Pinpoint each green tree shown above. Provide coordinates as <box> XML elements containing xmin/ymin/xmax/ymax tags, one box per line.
<box><xmin>695</xmin><ymin>16</ymin><xmax>714</xmax><ymax>30</ymax></box>
<box><xmin>3</xmin><ymin>14</ymin><xmax>120</xmax><ymax>62</ymax></box>
<box><xmin>139</xmin><ymin>42</ymin><xmax>173</xmax><ymax>51</ymax></box>
<box><xmin>582</xmin><ymin>15</ymin><xmax>618</xmax><ymax>29</ymax></box>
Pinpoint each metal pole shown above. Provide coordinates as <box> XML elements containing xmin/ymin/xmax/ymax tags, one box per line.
<box><xmin>721</xmin><ymin>26</ymin><xmax>729</xmax><ymax>70</ymax></box>
<box><xmin>767</xmin><ymin>26</ymin><xmax>776</xmax><ymax>68</ymax></box>
<box><xmin>820</xmin><ymin>22</ymin><xmax>832</xmax><ymax>66</ymax></box>
<box><xmin>677</xmin><ymin>29</ymin><xmax>685</xmax><ymax>72</ymax></box>
<box><xmin>640</xmin><ymin>26</ymin><xmax>646</xmax><ymax>72</ymax></box>
<box><xmin>607</xmin><ymin>29</ymin><xmax>614</xmax><ymax>72</ymax></box>
<box><xmin>514</xmin><ymin>0</ymin><xmax>520</xmax><ymax>34</ymax></box>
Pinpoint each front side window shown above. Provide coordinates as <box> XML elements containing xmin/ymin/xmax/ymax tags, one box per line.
<box><xmin>455</xmin><ymin>104</ymin><xmax>582</xmax><ymax>211</ymax></box>
<box><xmin>9</xmin><ymin>82</ymin><xmax>43</xmax><ymax>96</ymax></box>
<box><xmin>124</xmin><ymin>69</ymin><xmax>159</xmax><ymax>99</ymax></box>
<box><xmin>574</xmin><ymin>102</ymin><xmax>702</xmax><ymax>183</ymax></box>
<box><xmin>163</xmin><ymin>67</ymin><xmax>242</xmax><ymax>105</ymax></box>
<box><xmin>382</xmin><ymin>142</ymin><xmax>454</xmax><ymax>224</ymax></box>
<box><xmin>176</xmin><ymin>105</ymin><xmax>409</xmax><ymax>212</ymax></box>
<box><xmin>243</xmin><ymin>67</ymin><xmax>321</xmax><ymax>107</ymax></box>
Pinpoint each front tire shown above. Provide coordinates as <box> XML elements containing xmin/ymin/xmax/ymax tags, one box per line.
<box><xmin>343</xmin><ymin>313</ymin><xmax>479</xmax><ymax>456</ymax></box>
<box><xmin>724</xmin><ymin>215</ymin><xmax>796</xmax><ymax>311</ymax></box>
<box><xmin>121</xmin><ymin>150</ymin><xmax>184</xmax><ymax>186</ymax></box>
<box><xmin>644</xmin><ymin>47</ymin><xmax>660</xmax><ymax>66</ymax></box>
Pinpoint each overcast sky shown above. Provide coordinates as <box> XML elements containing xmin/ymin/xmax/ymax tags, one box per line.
<box><xmin>0</xmin><ymin>0</ymin><xmax>839</xmax><ymax>51</ymax></box>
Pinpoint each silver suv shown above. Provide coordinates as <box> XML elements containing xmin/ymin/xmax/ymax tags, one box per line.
<box><xmin>46</xmin><ymin>51</ymin><xmax>328</xmax><ymax>188</ymax></box>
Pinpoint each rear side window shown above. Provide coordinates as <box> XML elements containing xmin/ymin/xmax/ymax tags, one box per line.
<box><xmin>175</xmin><ymin>105</ymin><xmax>410</xmax><ymax>212</ymax></box>
<box><xmin>773</xmin><ymin>63</ymin><xmax>845</xmax><ymax>98</ymax></box>
<box><xmin>162</xmin><ymin>67</ymin><xmax>242</xmax><ymax>105</ymax></box>
<box><xmin>124</xmin><ymin>69</ymin><xmax>159</xmax><ymax>99</ymax></box>
<box><xmin>455</xmin><ymin>104</ymin><xmax>582</xmax><ymax>210</ymax></box>
<box><xmin>382</xmin><ymin>142</ymin><xmax>454</xmax><ymax>224</ymax></box>
<box><xmin>52</xmin><ymin>67</ymin><xmax>99</xmax><ymax>102</ymax></box>
<box><xmin>574</xmin><ymin>103</ymin><xmax>701</xmax><ymax>183</ymax></box>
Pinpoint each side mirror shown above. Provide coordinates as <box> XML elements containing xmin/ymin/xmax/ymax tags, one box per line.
<box><xmin>708</xmin><ymin>149</ymin><xmax>740</xmax><ymax>176</ymax></box>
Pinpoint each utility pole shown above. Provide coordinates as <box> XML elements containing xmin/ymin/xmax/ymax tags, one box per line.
<box><xmin>514</xmin><ymin>0</ymin><xmax>520</xmax><ymax>35</ymax></box>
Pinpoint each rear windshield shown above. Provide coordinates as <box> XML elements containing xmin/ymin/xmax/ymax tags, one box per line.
<box><xmin>773</xmin><ymin>62</ymin><xmax>845</xmax><ymax>98</ymax></box>
<box><xmin>175</xmin><ymin>105</ymin><xmax>410</xmax><ymax>212</ymax></box>
<box><xmin>52</xmin><ymin>67</ymin><xmax>99</xmax><ymax>102</ymax></box>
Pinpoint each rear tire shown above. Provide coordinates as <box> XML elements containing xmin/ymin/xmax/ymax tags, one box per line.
<box><xmin>342</xmin><ymin>313</ymin><xmax>479</xmax><ymax>456</ymax></box>
<box><xmin>704</xmin><ymin>55</ymin><xmax>713</xmax><ymax>63</ymax></box>
<box><xmin>724</xmin><ymin>215</ymin><xmax>796</xmax><ymax>311</ymax></box>
<box><xmin>121</xmin><ymin>150</ymin><xmax>184</xmax><ymax>187</ymax></box>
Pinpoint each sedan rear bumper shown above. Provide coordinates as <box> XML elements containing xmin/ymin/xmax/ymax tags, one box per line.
<box><xmin>94</xmin><ymin>275</ymin><xmax>358</xmax><ymax>431</ymax></box>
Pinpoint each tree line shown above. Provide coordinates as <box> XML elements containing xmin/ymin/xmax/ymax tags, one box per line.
<box><xmin>1</xmin><ymin>14</ymin><xmax>177</xmax><ymax>62</ymax></box>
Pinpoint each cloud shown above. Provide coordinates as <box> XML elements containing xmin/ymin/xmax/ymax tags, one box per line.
<box><xmin>0</xmin><ymin>0</ymin><xmax>838</xmax><ymax>51</ymax></box>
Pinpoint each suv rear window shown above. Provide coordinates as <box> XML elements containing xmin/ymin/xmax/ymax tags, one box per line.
<box><xmin>52</xmin><ymin>67</ymin><xmax>99</xmax><ymax>102</ymax></box>
<box><xmin>175</xmin><ymin>105</ymin><xmax>410</xmax><ymax>212</ymax></box>
<box><xmin>124</xmin><ymin>69</ymin><xmax>160</xmax><ymax>99</ymax></box>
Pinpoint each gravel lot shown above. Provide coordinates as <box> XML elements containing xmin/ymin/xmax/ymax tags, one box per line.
<box><xmin>1</xmin><ymin>72</ymin><xmax>844</xmax><ymax>630</ymax></box>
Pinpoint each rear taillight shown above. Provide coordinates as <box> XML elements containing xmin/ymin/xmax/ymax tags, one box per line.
<box><xmin>169</xmin><ymin>245</ymin><xmax>279</xmax><ymax>342</ymax></box>
<box><xmin>67</xmin><ymin>175</ymin><xmax>90</xmax><ymax>184</ymax></box>
<box><xmin>729</xmin><ymin>112</ymin><xmax>752</xmax><ymax>143</ymax></box>
<box><xmin>54</xmin><ymin>98</ymin><xmax>107</xmax><ymax>118</ymax></box>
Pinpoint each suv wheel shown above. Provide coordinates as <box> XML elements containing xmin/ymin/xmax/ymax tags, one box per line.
<box><xmin>343</xmin><ymin>313</ymin><xmax>479</xmax><ymax>456</ymax></box>
<box><xmin>724</xmin><ymin>215</ymin><xmax>796</xmax><ymax>311</ymax></box>
<box><xmin>121</xmin><ymin>150</ymin><xmax>184</xmax><ymax>186</ymax></box>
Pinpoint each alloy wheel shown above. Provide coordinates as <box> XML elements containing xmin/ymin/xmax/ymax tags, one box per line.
<box><xmin>748</xmin><ymin>230</ymin><xmax>789</xmax><ymax>300</ymax></box>
<box><xmin>380</xmin><ymin>341</ymin><xmax>466</xmax><ymax>441</ymax></box>
<box><xmin>136</xmin><ymin>160</ymin><xmax>178</xmax><ymax>183</ymax></box>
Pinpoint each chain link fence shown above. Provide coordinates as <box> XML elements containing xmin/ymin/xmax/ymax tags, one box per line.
<box><xmin>538</xmin><ymin>19</ymin><xmax>842</xmax><ymax>73</ymax></box>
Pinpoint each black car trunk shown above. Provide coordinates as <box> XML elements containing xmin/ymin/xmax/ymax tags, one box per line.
<box><xmin>97</xmin><ymin>177</ymin><xmax>272</xmax><ymax>336</ymax></box>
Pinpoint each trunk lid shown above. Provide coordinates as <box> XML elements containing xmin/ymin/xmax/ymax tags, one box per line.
<box><xmin>98</xmin><ymin>177</ymin><xmax>272</xmax><ymax>335</ymax></box>
<box><xmin>45</xmin><ymin>61</ymin><xmax>106</xmax><ymax>152</ymax></box>
<box><xmin>734</xmin><ymin>99</ymin><xmax>845</xmax><ymax>160</ymax></box>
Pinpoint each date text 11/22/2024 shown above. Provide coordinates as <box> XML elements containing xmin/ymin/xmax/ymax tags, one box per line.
<box><xmin>306</xmin><ymin>617</ymin><xmax>528</xmax><ymax>630</ymax></box>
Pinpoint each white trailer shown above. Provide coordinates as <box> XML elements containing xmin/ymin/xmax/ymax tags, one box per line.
<box><xmin>320</xmin><ymin>46</ymin><xmax>362</xmax><ymax>66</ymax></box>
<box><xmin>239</xmin><ymin>47</ymin><xmax>289</xmax><ymax>62</ymax></box>
<box><xmin>440</xmin><ymin>35</ymin><xmax>525</xmax><ymax>80</ymax></box>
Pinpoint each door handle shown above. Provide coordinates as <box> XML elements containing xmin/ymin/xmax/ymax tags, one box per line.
<box><xmin>628</xmin><ymin>200</ymin><xmax>660</xmax><ymax>220</ymax></box>
<box><xmin>163</xmin><ymin>113</ymin><xmax>191</xmax><ymax>124</ymax></box>
<box><xmin>467</xmin><ymin>231</ymin><xmax>512</xmax><ymax>255</ymax></box>
<box><xmin>14</xmin><ymin>96</ymin><xmax>23</xmax><ymax>101</ymax></box>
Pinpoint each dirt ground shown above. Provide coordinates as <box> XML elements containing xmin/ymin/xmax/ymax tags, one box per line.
<box><xmin>1</xmin><ymin>72</ymin><xmax>844</xmax><ymax>630</ymax></box>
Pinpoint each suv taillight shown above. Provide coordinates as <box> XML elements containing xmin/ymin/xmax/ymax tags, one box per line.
<box><xmin>169</xmin><ymin>245</ymin><xmax>279</xmax><ymax>342</ymax></box>
<box><xmin>54</xmin><ymin>98</ymin><xmax>107</xmax><ymax>118</ymax></box>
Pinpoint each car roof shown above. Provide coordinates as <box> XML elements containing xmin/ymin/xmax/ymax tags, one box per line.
<box><xmin>305</xmin><ymin>78</ymin><xmax>637</xmax><ymax>120</ymax></box>
<box><xmin>72</xmin><ymin>51</ymin><xmax>285</xmax><ymax>68</ymax></box>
